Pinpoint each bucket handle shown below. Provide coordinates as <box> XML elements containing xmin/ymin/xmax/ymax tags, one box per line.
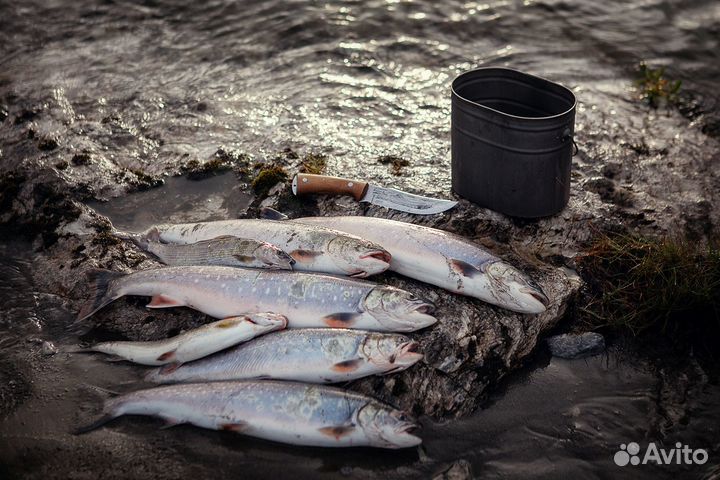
<box><xmin>560</xmin><ymin>128</ymin><xmax>579</xmax><ymax>156</ymax></box>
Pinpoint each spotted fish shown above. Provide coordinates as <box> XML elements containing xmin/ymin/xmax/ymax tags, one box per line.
<box><xmin>75</xmin><ymin>313</ymin><xmax>287</xmax><ymax>366</ymax></box>
<box><xmin>75</xmin><ymin>380</ymin><xmax>421</xmax><ymax>449</ymax></box>
<box><xmin>145</xmin><ymin>329</ymin><xmax>423</xmax><ymax>383</ymax></box>
<box><xmin>76</xmin><ymin>266</ymin><xmax>436</xmax><ymax>332</ymax></box>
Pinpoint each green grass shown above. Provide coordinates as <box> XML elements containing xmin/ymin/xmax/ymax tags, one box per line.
<box><xmin>636</xmin><ymin>62</ymin><xmax>682</xmax><ymax>108</ymax></box>
<box><xmin>299</xmin><ymin>153</ymin><xmax>327</xmax><ymax>175</ymax></box>
<box><xmin>251</xmin><ymin>165</ymin><xmax>288</xmax><ymax>197</ymax></box>
<box><xmin>577</xmin><ymin>234</ymin><xmax>720</xmax><ymax>337</ymax></box>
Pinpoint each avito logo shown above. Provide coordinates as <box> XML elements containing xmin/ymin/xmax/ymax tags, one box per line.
<box><xmin>614</xmin><ymin>442</ymin><xmax>709</xmax><ymax>467</ymax></box>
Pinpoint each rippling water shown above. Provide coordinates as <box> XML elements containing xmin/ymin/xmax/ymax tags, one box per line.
<box><xmin>1</xmin><ymin>0</ymin><xmax>718</xmax><ymax>197</ymax></box>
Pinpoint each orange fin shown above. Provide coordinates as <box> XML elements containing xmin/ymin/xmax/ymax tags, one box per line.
<box><xmin>318</xmin><ymin>425</ymin><xmax>355</xmax><ymax>440</ymax></box>
<box><xmin>158</xmin><ymin>362</ymin><xmax>181</xmax><ymax>375</ymax></box>
<box><xmin>215</xmin><ymin>317</ymin><xmax>244</xmax><ymax>329</ymax></box>
<box><xmin>159</xmin><ymin>417</ymin><xmax>182</xmax><ymax>429</ymax></box>
<box><xmin>289</xmin><ymin>249</ymin><xmax>323</xmax><ymax>262</ymax></box>
<box><xmin>331</xmin><ymin>359</ymin><xmax>362</xmax><ymax>373</ymax></box>
<box><xmin>156</xmin><ymin>350</ymin><xmax>176</xmax><ymax>362</ymax></box>
<box><xmin>323</xmin><ymin>312</ymin><xmax>359</xmax><ymax>328</ymax></box>
<box><xmin>147</xmin><ymin>294</ymin><xmax>184</xmax><ymax>308</ymax></box>
<box><xmin>449</xmin><ymin>259</ymin><xmax>481</xmax><ymax>278</ymax></box>
<box><xmin>220</xmin><ymin>422</ymin><xmax>248</xmax><ymax>433</ymax></box>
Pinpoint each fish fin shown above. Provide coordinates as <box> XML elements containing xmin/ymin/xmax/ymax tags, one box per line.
<box><xmin>76</xmin><ymin>269</ymin><xmax>125</xmax><ymax>321</ymax></box>
<box><xmin>331</xmin><ymin>359</ymin><xmax>363</xmax><ymax>373</ymax></box>
<box><xmin>157</xmin><ymin>363</ymin><xmax>181</xmax><ymax>376</ymax></box>
<box><xmin>156</xmin><ymin>350</ymin><xmax>176</xmax><ymax>362</ymax></box>
<box><xmin>159</xmin><ymin>417</ymin><xmax>183</xmax><ymax>430</ymax></box>
<box><xmin>449</xmin><ymin>259</ymin><xmax>482</xmax><ymax>278</ymax></box>
<box><xmin>318</xmin><ymin>425</ymin><xmax>355</xmax><ymax>440</ymax></box>
<box><xmin>220</xmin><ymin>421</ymin><xmax>248</xmax><ymax>433</ymax></box>
<box><xmin>104</xmin><ymin>354</ymin><xmax>128</xmax><ymax>363</ymax></box>
<box><xmin>63</xmin><ymin>345</ymin><xmax>95</xmax><ymax>354</ymax></box>
<box><xmin>233</xmin><ymin>254</ymin><xmax>256</xmax><ymax>263</ymax></box>
<box><xmin>323</xmin><ymin>312</ymin><xmax>360</xmax><ymax>328</ymax></box>
<box><xmin>79</xmin><ymin>383</ymin><xmax>121</xmax><ymax>397</ymax></box>
<box><xmin>146</xmin><ymin>227</ymin><xmax>162</xmax><ymax>243</ymax></box>
<box><xmin>259</xmin><ymin>207</ymin><xmax>288</xmax><ymax>221</ymax></box>
<box><xmin>215</xmin><ymin>317</ymin><xmax>244</xmax><ymax>329</ymax></box>
<box><xmin>146</xmin><ymin>294</ymin><xmax>185</xmax><ymax>308</ymax></box>
<box><xmin>289</xmin><ymin>249</ymin><xmax>323</xmax><ymax>263</ymax></box>
<box><xmin>74</xmin><ymin>414</ymin><xmax>117</xmax><ymax>435</ymax></box>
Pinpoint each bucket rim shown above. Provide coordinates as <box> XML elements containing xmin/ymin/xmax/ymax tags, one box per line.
<box><xmin>451</xmin><ymin>66</ymin><xmax>577</xmax><ymax>121</ymax></box>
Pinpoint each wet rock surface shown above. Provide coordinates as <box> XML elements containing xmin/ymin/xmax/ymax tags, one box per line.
<box><xmin>546</xmin><ymin>332</ymin><xmax>606</xmax><ymax>359</ymax></box>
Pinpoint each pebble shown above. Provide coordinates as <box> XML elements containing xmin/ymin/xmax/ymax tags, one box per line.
<box><xmin>546</xmin><ymin>332</ymin><xmax>606</xmax><ymax>359</ymax></box>
<box><xmin>42</xmin><ymin>341</ymin><xmax>58</xmax><ymax>356</ymax></box>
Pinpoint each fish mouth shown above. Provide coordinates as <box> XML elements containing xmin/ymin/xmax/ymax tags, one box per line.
<box><xmin>396</xmin><ymin>341</ymin><xmax>424</xmax><ymax>365</ymax></box>
<box><xmin>247</xmin><ymin>314</ymin><xmax>288</xmax><ymax>329</ymax></box>
<box><xmin>360</xmin><ymin>250</ymin><xmax>392</xmax><ymax>265</ymax></box>
<box><xmin>401</xmin><ymin>422</ymin><xmax>421</xmax><ymax>435</ymax></box>
<box><xmin>411</xmin><ymin>302</ymin><xmax>435</xmax><ymax>315</ymax></box>
<box><xmin>521</xmin><ymin>287</ymin><xmax>550</xmax><ymax>310</ymax></box>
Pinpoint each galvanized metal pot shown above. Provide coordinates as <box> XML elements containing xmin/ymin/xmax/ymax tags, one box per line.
<box><xmin>451</xmin><ymin>67</ymin><xmax>577</xmax><ymax>218</ymax></box>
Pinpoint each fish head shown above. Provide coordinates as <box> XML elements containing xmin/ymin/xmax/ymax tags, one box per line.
<box><xmin>326</xmin><ymin>236</ymin><xmax>391</xmax><ymax>278</ymax></box>
<box><xmin>356</xmin><ymin>403</ymin><xmax>421</xmax><ymax>449</ymax></box>
<box><xmin>253</xmin><ymin>242</ymin><xmax>295</xmax><ymax>270</ymax></box>
<box><xmin>362</xmin><ymin>334</ymin><xmax>423</xmax><ymax>372</ymax></box>
<box><xmin>484</xmin><ymin>261</ymin><xmax>549</xmax><ymax>314</ymax></box>
<box><xmin>239</xmin><ymin>312</ymin><xmax>288</xmax><ymax>333</ymax></box>
<box><xmin>362</xmin><ymin>287</ymin><xmax>436</xmax><ymax>331</ymax></box>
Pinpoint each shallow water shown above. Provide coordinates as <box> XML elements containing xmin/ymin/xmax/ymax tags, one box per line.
<box><xmin>1</xmin><ymin>0</ymin><xmax>718</xmax><ymax>198</ymax></box>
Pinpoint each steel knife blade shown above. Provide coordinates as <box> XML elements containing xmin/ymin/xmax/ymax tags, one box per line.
<box><xmin>291</xmin><ymin>173</ymin><xmax>457</xmax><ymax>215</ymax></box>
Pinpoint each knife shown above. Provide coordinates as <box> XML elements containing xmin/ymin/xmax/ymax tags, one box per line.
<box><xmin>291</xmin><ymin>173</ymin><xmax>457</xmax><ymax>215</ymax></box>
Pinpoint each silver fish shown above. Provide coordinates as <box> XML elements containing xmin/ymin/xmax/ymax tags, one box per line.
<box><xmin>125</xmin><ymin>219</ymin><xmax>392</xmax><ymax>278</ymax></box>
<box><xmin>285</xmin><ymin>215</ymin><xmax>549</xmax><ymax>313</ymax></box>
<box><xmin>128</xmin><ymin>233</ymin><xmax>294</xmax><ymax>270</ymax></box>
<box><xmin>77</xmin><ymin>266</ymin><xmax>436</xmax><ymax>332</ymax></box>
<box><xmin>145</xmin><ymin>329</ymin><xmax>423</xmax><ymax>383</ymax></box>
<box><xmin>77</xmin><ymin>313</ymin><xmax>287</xmax><ymax>366</ymax></box>
<box><xmin>76</xmin><ymin>380</ymin><xmax>421</xmax><ymax>449</ymax></box>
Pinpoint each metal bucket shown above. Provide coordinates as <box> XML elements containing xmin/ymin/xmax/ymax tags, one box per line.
<box><xmin>451</xmin><ymin>67</ymin><xmax>576</xmax><ymax>218</ymax></box>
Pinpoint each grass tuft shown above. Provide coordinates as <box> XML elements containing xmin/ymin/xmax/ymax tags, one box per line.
<box><xmin>299</xmin><ymin>153</ymin><xmax>327</xmax><ymax>174</ymax></box>
<box><xmin>577</xmin><ymin>234</ymin><xmax>720</xmax><ymax>338</ymax></box>
<box><xmin>636</xmin><ymin>62</ymin><xmax>682</xmax><ymax>108</ymax></box>
<box><xmin>251</xmin><ymin>165</ymin><xmax>288</xmax><ymax>197</ymax></box>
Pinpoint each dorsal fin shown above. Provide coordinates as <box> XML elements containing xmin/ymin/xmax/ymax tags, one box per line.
<box><xmin>259</xmin><ymin>207</ymin><xmax>288</xmax><ymax>221</ymax></box>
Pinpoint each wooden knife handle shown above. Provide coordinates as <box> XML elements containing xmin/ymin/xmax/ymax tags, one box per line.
<box><xmin>292</xmin><ymin>174</ymin><xmax>369</xmax><ymax>201</ymax></box>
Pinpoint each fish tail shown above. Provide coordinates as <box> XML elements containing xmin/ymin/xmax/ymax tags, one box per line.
<box><xmin>73</xmin><ymin>384</ymin><xmax>123</xmax><ymax>434</ymax></box>
<box><xmin>74</xmin><ymin>413</ymin><xmax>117</xmax><ymax>435</ymax></box>
<box><xmin>113</xmin><ymin>230</ymin><xmax>150</xmax><ymax>250</ymax></box>
<box><xmin>63</xmin><ymin>345</ymin><xmax>96</xmax><ymax>354</ymax></box>
<box><xmin>259</xmin><ymin>207</ymin><xmax>288</xmax><ymax>221</ymax></box>
<box><xmin>76</xmin><ymin>269</ymin><xmax>125</xmax><ymax>321</ymax></box>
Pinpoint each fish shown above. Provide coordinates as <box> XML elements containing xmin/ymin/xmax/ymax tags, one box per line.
<box><xmin>75</xmin><ymin>380</ymin><xmax>421</xmax><ymax>449</ymax></box>
<box><xmin>77</xmin><ymin>266</ymin><xmax>437</xmax><ymax>332</ymax></box>
<box><xmin>121</xmin><ymin>219</ymin><xmax>392</xmax><ymax>278</ymax></box>
<box><xmin>74</xmin><ymin>313</ymin><xmax>287</xmax><ymax>366</ymax></box>
<box><xmin>125</xmin><ymin>232</ymin><xmax>294</xmax><ymax>270</ymax></box>
<box><xmin>145</xmin><ymin>329</ymin><xmax>423</xmax><ymax>384</ymax></box>
<box><xmin>264</xmin><ymin>212</ymin><xmax>549</xmax><ymax>314</ymax></box>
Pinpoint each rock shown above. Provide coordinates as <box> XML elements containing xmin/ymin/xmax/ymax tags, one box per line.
<box><xmin>433</xmin><ymin>460</ymin><xmax>473</xmax><ymax>480</ymax></box>
<box><xmin>41</xmin><ymin>341</ymin><xmax>58</xmax><ymax>356</ymax></box>
<box><xmin>546</xmin><ymin>332</ymin><xmax>606</xmax><ymax>359</ymax></box>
